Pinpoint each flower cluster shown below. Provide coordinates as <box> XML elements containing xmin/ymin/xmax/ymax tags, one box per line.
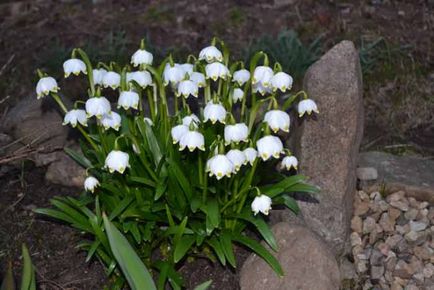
<box><xmin>35</xmin><ymin>38</ymin><xmax>319</xmax><ymax>287</ymax></box>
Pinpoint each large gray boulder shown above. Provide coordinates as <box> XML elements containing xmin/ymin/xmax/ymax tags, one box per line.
<box><xmin>295</xmin><ymin>40</ymin><xmax>364</xmax><ymax>255</ymax></box>
<box><xmin>240</xmin><ymin>222</ymin><xmax>340</xmax><ymax>290</ymax></box>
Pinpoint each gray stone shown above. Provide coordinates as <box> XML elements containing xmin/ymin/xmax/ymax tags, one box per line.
<box><xmin>363</xmin><ymin>216</ymin><xmax>377</xmax><ymax>234</ymax></box>
<box><xmin>379</xmin><ymin>212</ymin><xmax>395</xmax><ymax>232</ymax></box>
<box><xmin>240</xmin><ymin>222</ymin><xmax>340</xmax><ymax>290</ymax></box>
<box><xmin>370</xmin><ymin>249</ymin><xmax>384</xmax><ymax>266</ymax></box>
<box><xmin>404</xmin><ymin>208</ymin><xmax>419</xmax><ymax>220</ymax></box>
<box><xmin>370</xmin><ymin>265</ymin><xmax>384</xmax><ymax>280</ymax></box>
<box><xmin>357</xmin><ymin>167</ymin><xmax>378</xmax><ymax>181</ymax></box>
<box><xmin>359</xmin><ymin>151</ymin><xmax>434</xmax><ymax>203</ymax></box>
<box><xmin>45</xmin><ymin>152</ymin><xmax>85</xmax><ymax>187</ymax></box>
<box><xmin>409</xmin><ymin>220</ymin><xmax>428</xmax><ymax>232</ymax></box>
<box><xmin>295</xmin><ymin>40</ymin><xmax>364</xmax><ymax>255</ymax></box>
<box><xmin>390</xmin><ymin>200</ymin><xmax>409</xmax><ymax>212</ymax></box>
<box><xmin>351</xmin><ymin>216</ymin><xmax>363</xmax><ymax>233</ymax></box>
<box><xmin>394</xmin><ymin>260</ymin><xmax>415</xmax><ymax>279</ymax></box>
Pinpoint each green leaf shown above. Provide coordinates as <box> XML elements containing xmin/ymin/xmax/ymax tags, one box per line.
<box><xmin>102</xmin><ymin>214</ymin><xmax>156</xmax><ymax>290</ymax></box>
<box><xmin>64</xmin><ymin>147</ymin><xmax>92</xmax><ymax>168</ymax></box>
<box><xmin>174</xmin><ymin>235</ymin><xmax>195</xmax><ymax>263</ymax></box>
<box><xmin>206</xmin><ymin>238</ymin><xmax>226</xmax><ymax>266</ymax></box>
<box><xmin>167</xmin><ymin>159</ymin><xmax>193</xmax><ymax>201</ymax></box>
<box><xmin>85</xmin><ymin>240</ymin><xmax>101</xmax><ymax>262</ymax></box>
<box><xmin>231</xmin><ymin>233</ymin><xmax>283</xmax><ymax>276</ymax></box>
<box><xmin>193</xmin><ymin>280</ymin><xmax>213</xmax><ymax>290</ymax></box>
<box><xmin>153</xmin><ymin>261</ymin><xmax>184</xmax><ymax>289</ymax></box>
<box><xmin>232</xmin><ymin>211</ymin><xmax>277</xmax><ymax>251</ymax></box>
<box><xmin>129</xmin><ymin>176</ymin><xmax>156</xmax><ymax>187</ymax></box>
<box><xmin>20</xmin><ymin>244</ymin><xmax>36</xmax><ymax>290</ymax></box>
<box><xmin>274</xmin><ymin>194</ymin><xmax>300</xmax><ymax>214</ymax></box>
<box><xmin>204</xmin><ymin>199</ymin><xmax>220</xmax><ymax>235</ymax></box>
<box><xmin>219</xmin><ymin>232</ymin><xmax>236</xmax><ymax>268</ymax></box>
<box><xmin>108</xmin><ymin>197</ymin><xmax>134</xmax><ymax>220</ymax></box>
<box><xmin>1</xmin><ymin>261</ymin><xmax>15</xmax><ymax>290</ymax></box>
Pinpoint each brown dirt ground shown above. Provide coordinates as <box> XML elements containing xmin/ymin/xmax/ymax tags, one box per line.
<box><xmin>0</xmin><ymin>0</ymin><xmax>433</xmax><ymax>289</ymax></box>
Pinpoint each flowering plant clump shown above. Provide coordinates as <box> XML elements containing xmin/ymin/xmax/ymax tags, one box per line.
<box><xmin>35</xmin><ymin>38</ymin><xmax>319</xmax><ymax>289</ymax></box>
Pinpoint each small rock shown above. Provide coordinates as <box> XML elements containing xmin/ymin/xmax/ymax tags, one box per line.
<box><xmin>404</xmin><ymin>285</ymin><xmax>418</xmax><ymax>290</ymax></box>
<box><xmin>389</xmin><ymin>207</ymin><xmax>402</xmax><ymax>222</ymax></box>
<box><xmin>387</xmin><ymin>191</ymin><xmax>406</xmax><ymax>202</ymax></box>
<box><xmin>396</xmin><ymin>224</ymin><xmax>410</xmax><ymax>235</ymax></box>
<box><xmin>358</xmin><ymin>191</ymin><xmax>370</xmax><ymax>201</ymax></box>
<box><xmin>363</xmin><ymin>216</ymin><xmax>377</xmax><ymax>234</ymax></box>
<box><xmin>417</xmin><ymin>208</ymin><xmax>429</xmax><ymax>219</ymax></box>
<box><xmin>355</xmin><ymin>201</ymin><xmax>370</xmax><ymax>216</ymax></box>
<box><xmin>394</xmin><ymin>260</ymin><xmax>415</xmax><ymax>279</ymax></box>
<box><xmin>370</xmin><ymin>191</ymin><xmax>382</xmax><ymax>201</ymax></box>
<box><xmin>419</xmin><ymin>201</ymin><xmax>429</xmax><ymax>209</ymax></box>
<box><xmin>379</xmin><ymin>212</ymin><xmax>395</xmax><ymax>232</ymax></box>
<box><xmin>356</xmin><ymin>260</ymin><xmax>368</xmax><ymax>273</ymax></box>
<box><xmin>386</xmin><ymin>234</ymin><xmax>403</xmax><ymax>248</ymax></box>
<box><xmin>390</xmin><ymin>281</ymin><xmax>403</xmax><ymax>290</ymax></box>
<box><xmin>378</xmin><ymin>242</ymin><xmax>391</xmax><ymax>256</ymax></box>
<box><xmin>408</xmin><ymin>197</ymin><xmax>419</xmax><ymax>208</ymax></box>
<box><xmin>350</xmin><ymin>232</ymin><xmax>362</xmax><ymax>247</ymax></box>
<box><xmin>404</xmin><ymin>208</ymin><xmax>419</xmax><ymax>220</ymax></box>
<box><xmin>409</xmin><ymin>220</ymin><xmax>428</xmax><ymax>232</ymax></box>
<box><xmin>351</xmin><ymin>216</ymin><xmax>363</xmax><ymax>233</ymax></box>
<box><xmin>370</xmin><ymin>265</ymin><xmax>384</xmax><ymax>281</ymax></box>
<box><xmin>385</xmin><ymin>254</ymin><xmax>398</xmax><ymax>271</ymax></box>
<box><xmin>413</xmin><ymin>245</ymin><xmax>431</xmax><ymax>261</ymax></box>
<box><xmin>405</xmin><ymin>231</ymin><xmax>419</xmax><ymax>242</ymax></box>
<box><xmin>423</xmin><ymin>263</ymin><xmax>434</xmax><ymax>278</ymax></box>
<box><xmin>390</xmin><ymin>200</ymin><xmax>409</xmax><ymax>212</ymax></box>
<box><xmin>370</xmin><ymin>249</ymin><xmax>384</xmax><ymax>266</ymax></box>
<box><xmin>409</xmin><ymin>256</ymin><xmax>424</xmax><ymax>273</ymax></box>
<box><xmin>413</xmin><ymin>272</ymin><xmax>425</xmax><ymax>284</ymax></box>
<box><xmin>396</xmin><ymin>239</ymin><xmax>410</xmax><ymax>254</ymax></box>
<box><xmin>396</xmin><ymin>214</ymin><xmax>409</xmax><ymax>226</ymax></box>
<box><xmin>379</xmin><ymin>200</ymin><xmax>390</xmax><ymax>211</ymax></box>
<box><xmin>357</xmin><ymin>167</ymin><xmax>378</xmax><ymax>181</ymax></box>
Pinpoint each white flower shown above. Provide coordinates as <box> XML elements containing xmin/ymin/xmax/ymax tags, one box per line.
<box><xmin>233</xmin><ymin>69</ymin><xmax>250</xmax><ymax>86</ymax></box>
<box><xmin>281</xmin><ymin>156</ymin><xmax>298</xmax><ymax>170</ymax></box>
<box><xmin>204</xmin><ymin>102</ymin><xmax>226</xmax><ymax>124</ymax></box>
<box><xmin>93</xmin><ymin>68</ymin><xmax>107</xmax><ymax>85</ymax></box>
<box><xmin>251</xmin><ymin>194</ymin><xmax>272</xmax><ymax>215</ymax></box>
<box><xmin>182</xmin><ymin>114</ymin><xmax>200</xmax><ymax>128</ymax></box>
<box><xmin>226</xmin><ymin>149</ymin><xmax>246</xmax><ymax>172</ymax></box>
<box><xmin>243</xmin><ymin>148</ymin><xmax>258</xmax><ymax>165</ymax></box>
<box><xmin>36</xmin><ymin>77</ymin><xmax>59</xmax><ymax>99</ymax></box>
<box><xmin>118</xmin><ymin>91</ymin><xmax>139</xmax><ymax>110</ymax></box>
<box><xmin>179</xmin><ymin>131</ymin><xmax>205</xmax><ymax>152</ymax></box>
<box><xmin>252</xmin><ymin>82</ymin><xmax>272</xmax><ymax>96</ymax></box>
<box><xmin>264</xmin><ymin>110</ymin><xmax>290</xmax><ymax>133</ymax></box>
<box><xmin>177</xmin><ymin>80</ymin><xmax>198</xmax><ymax>98</ymax></box>
<box><xmin>85</xmin><ymin>97</ymin><xmax>111</xmax><ymax>119</ymax></box>
<box><xmin>63</xmin><ymin>109</ymin><xmax>87</xmax><ymax>127</ymax></box>
<box><xmin>224</xmin><ymin>123</ymin><xmax>248</xmax><ymax>144</ymax></box>
<box><xmin>63</xmin><ymin>59</ymin><xmax>86</xmax><ymax>77</ymax></box>
<box><xmin>131</xmin><ymin>49</ymin><xmax>153</xmax><ymax>66</ymax></box>
<box><xmin>252</xmin><ymin>66</ymin><xmax>274</xmax><ymax>87</ymax></box>
<box><xmin>256</xmin><ymin>135</ymin><xmax>283</xmax><ymax>161</ymax></box>
<box><xmin>271</xmin><ymin>72</ymin><xmax>293</xmax><ymax>92</ymax></box>
<box><xmin>84</xmin><ymin>176</ymin><xmax>99</xmax><ymax>193</ymax></box>
<box><xmin>163</xmin><ymin>64</ymin><xmax>184</xmax><ymax>86</ymax></box>
<box><xmin>127</xmin><ymin>71</ymin><xmax>152</xmax><ymax>88</ymax></box>
<box><xmin>298</xmin><ymin>99</ymin><xmax>319</xmax><ymax>117</ymax></box>
<box><xmin>179</xmin><ymin>63</ymin><xmax>194</xmax><ymax>76</ymax></box>
<box><xmin>205</xmin><ymin>62</ymin><xmax>230</xmax><ymax>81</ymax></box>
<box><xmin>231</xmin><ymin>88</ymin><xmax>244</xmax><ymax>103</ymax></box>
<box><xmin>105</xmin><ymin>150</ymin><xmax>130</xmax><ymax>174</ymax></box>
<box><xmin>100</xmin><ymin>111</ymin><xmax>121</xmax><ymax>131</ymax></box>
<box><xmin>206</xmin><ymin>154</ymin><xmax>234</xmax><ymax>180</ymax></box>
<box><xmin>144</xmin><ymin>117</ymin><xmax>153</xmax><ymax>126</ymax></box>
<box><xmin>102</xmin><ymin>71</ymin><xmax>121</xmax><ymax>89</ymax></box>
<box><xmin>171</xmin><ymin>125</ymin><xmax>189</xmax><ymax>144</ymax></box>
<box><xmin>190</xmin><ymin>72</ymin><xmax>206</xmax><ymax>88</ymax></box>
<box><xmin>199</xmin><ymin>46</ymin><xmax>223</xmax><ymax>63</ymax></box>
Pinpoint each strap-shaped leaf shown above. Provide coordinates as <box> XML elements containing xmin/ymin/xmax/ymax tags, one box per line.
<box><xmin>102</xmin><ymin>214</ymin><xmax>156</xmax><ymax>290</ymax></box>
<box><xmin>231</xmin><ymin>233</ymin><xmax>283</xmax><ymax>276</ymax></box>
<box><xmin>174</xmin><ymin>235</ymin><xmax>195</xmax><ymax>263</ymax></box>
<box><xmin>274</xmin><ymin>194</ymin><xmax>300</xmax><ymax>214</ymax></box>
<box><xmin>20</xmin><ymin>244</ymin><xmax>36</xmax><ymax>290</ymax></box>
<box><xmin>219</xmin><ymin>232</ymin><xmax>236</xmax><ymax>268</ymax></box>
<box><xmin>64</xmin><ymin>147</ymin><xmax>93</xmax><ymax>168</ymax></box>
<box><xmin>193</xmin><ymin>280</ymin><xmax>213</xmax><ymax>290</ymax></box>
<box><xmin>206</xmin><ymin>238</ymin><xmax>226</xmax><ymax>266</ymax></box>
<box><xmin>203</xmin><ymin>199</ymin><xmax>220</xmax><ymax>235</ymax></box>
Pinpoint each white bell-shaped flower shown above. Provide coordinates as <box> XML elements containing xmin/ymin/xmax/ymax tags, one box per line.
<box><xmin>224</xmin><ymin>123</ymin><xmax>248</xmax><ymax>144</ymax></box>
<box><xmin>127</xmin><ymin>71</ymin><xmax>152</xmax><ymax>88</ymax></box>
<box><xmin>102</xmin><ymin>71</ymin><xmax>121</xmax><ymax>89</ymax></box>
<box><xmin>131</xmin><ymin>49</ymin><xmax>153</xmax><ymax>66</ymax></box>
<box><xmin>281</xmin><ymin>155</ymin><xmax>298</xmax><ymax>170</ymax></box>
<box><xmin>226</xmin><ymin>149</ymin><xmax>246</xmax><ymax>172</ymax></box>
<box><xmin>298</xmin><ymin>99</ymin><xmax>319</xmax><ymax>117</ymax></box>
<box><xmin>36</xmin><ymin>77</ymin><xmax>59</xmax><ymax>99</ymax></box>
<box><xmin>63</xmin><ymin>59</ymin><xmax>87</xmax><ymax>77</ymax></box>
<box><xmin>252</xmin><ymin>82</ymin><xmax>272</xmax><ymax>96</ymax></box>
<box><xmin>204</xmin><ymin>102</ymin><xmax>226</xmax><ymax>124</ymax></box>
<box><xmin>118</xmin><ymin>91</ymin><xmax>139</xmax><ymax>110</ymax></box>
<box><xmin>199</xmin><ymin>46</ymin><xmax>223</xmax><ymax>63</ymax></box>
<box><xmin>144</xmin><ymin>117</ymin><xmax>153</xmax><ymax>126</ymax></box>
<box><xmin>264</xmin><ymin>110</ymin><xmax>290</xmax><ymax>133</ymax></box>
<box><xmin>100</xmin><ymin>111</ymin><xmax>121</xmax><ymax>131</ymax></box>
<box><xmin>84</xmin><ymin>176</ymin><xmax>99</xmax><ymax>193</ymax></box>
<box><xmin>171</xmin><ymin>124</ymin><xmax>189</xmax><ymax>144</ymax></box>
<box><xmin>243</xmin><ymin>148</ymin><xmax>258</xmax><ymax>165</ymax></box>
<box><xmin>190</xmin><ymin>72</ymin><xmax>206</xmax><ymax>88</ymax></box>
<box><xmin>252</xmin><ymin>66</ymin><xmax>274</xmax><ymax>87</ymax></box>
<box><xmin>182</xmin><ymin>114</ymin><xmax>200</xmax><ymax>128</ymax></box>
<box><xmin>251</xmin><ymin>194</ymin><xmax>272</xmax><ymax>215</ymax></box>
<box><xmin>179</xmin><ymin>131</ymin><xmax>205</xmax><ymax>152</ymax></box>
<box><xmin>177</xmin><ymin>80</ymin><xmax>198</xmax><ymax>99</ymax></box>
<box><xmin>233</xmin><ymin>69</ymin><xmax>250</xmax><ymax>86</ymax></box>
<box><xmin>206</xmin><ymin>154</ymin><xmax>234</xmax><ymax>180</ymax></box>
<box><xmin>63</xmin><ymin>109</ymin><xmax>87</xmax><ymax>127</ymax></box>
<box><xmin>163</xmin><ymin>64</ymin><xmax>184</xmax><ymax>86</ymax></box>
<box><xmin>93</xmin><ymin>68</ymin><xmax>107</xmax><ymax>85</ymax></box>
<box><xmin>231</xmin><ymin>88</ymin><xmax>244</xmax><ymax>103</ymax></box>
<box><xmin>179</xmin><ymin>63</ymin><xmax>194</xmax><ymax>76</ymax></box>
<box><xmin>256</xmin><ymin>135</ymin><xmax>283</xmax><ymax>161</ymax></box>
<box><xmin>85</xmin><ymin>97</ymin><xmax>111</xmax><ymax>119</ymax></box>
<box><xmin>271</xmin><ymin>72</ymin><xmax>293</xmax><ymax>92</ymax></box>
<box><xmin>205</xmin><ymin>62</ymin><xmax>230</xmax><ymax>81</ymax></box>
<box><xmin>105</xmin><ymin>150</ymin><xmax>130</xmax><ymax>174</ymax></box>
